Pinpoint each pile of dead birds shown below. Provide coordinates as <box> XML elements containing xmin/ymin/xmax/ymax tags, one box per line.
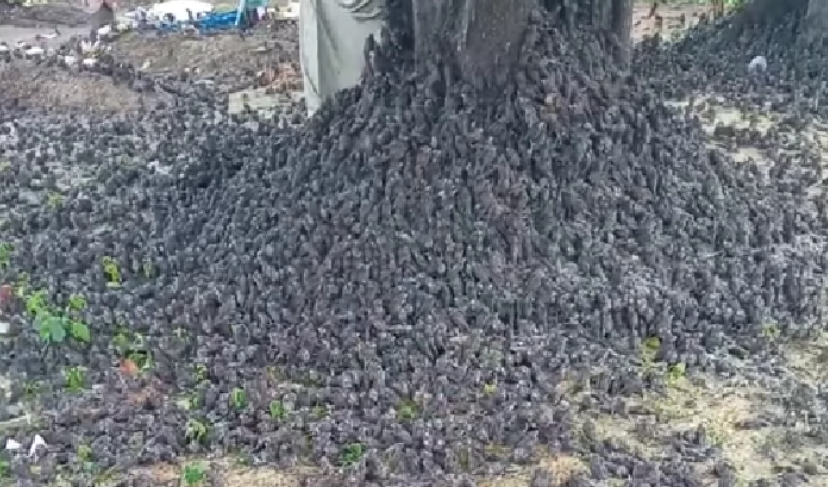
<box><xmin>636</xmin><ymin>0</ymin><xmax>825</xmax><ymax>117</ymax></box>
<box><xmin>1</xmin><ymin>4</ymin><xmax>828</xmax><ymax>487</ymax></box>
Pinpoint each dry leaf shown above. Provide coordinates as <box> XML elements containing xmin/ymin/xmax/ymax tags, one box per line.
<box><xmin>120</xmin><ymin>358</ymin><xmax>139</xmax><ymax>376</ymax></box>
<box><xmin>0</xmin><ymin>285</ymin><xmax>14</xmax><ymax>310</ymax></box>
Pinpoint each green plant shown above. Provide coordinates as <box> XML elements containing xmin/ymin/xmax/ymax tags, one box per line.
<box><xmin>113</xmin><ymin>328</ymin><xmax>152</xmax><ymax>371</ymax></box>
<box><xmin>642</xmin><ymin>336</ymin><xmax>661</xmax><ymax>365</ymax></box>
<box><xmin>67</xmin><ymin>294</ymin><xmax>87</xmax><ymax>312</ymax></box>
<box><xmin>127</xmin><ymin>348</ymin><xmax>153</xmax><ymax>372</ymax></box>
<box><xmin>101</xmin><ymin>257</ymin><xmax>121</xmax><ymax>288</ymax></box>
<box><xmin>0</xmin><ymin>457</ymin><xmax>8</xmax><ymax>478</ymax></box>
<box><xmin>69</xmin><ymin>319</ymin><xmax>91</xmax><ymax>343</ymax></box>
<box><xmin>194</xmin><ymin>364</ymin><xmax>209</xmax><ymax>382</ymax></box>
<box><xmin>36</xmin><ymin>313</ymin><xmax>67</xmax><ymax>343</ymax></box>
<box><xmin>175</xmin><ymin>393</ymin><xmax>200</xmax><ymax>411</ymax></box>
<box><xmin>269</xmin><ymin>400</ymin><xmax>287</xmax><ymax>420</ymax></box>
<box><xmin>35</xmin><ymin>312</ymin><xmax>89</xmax><ymax>345</ymax></box>
<box><xmin>339</xmin><ymin>443</ymin><xmax>364</xmax><ymax>467</ymax></box>
<box><xmin>396</xmin><ymin>399</ymin><xmax>419</xmax><ymax>421</ymax></box>
<box><xmin>27</xmin><ymin>290</ymin><xmax>61</xmax><ymax>343</ymax></box>
<box><xmin>483</xmin><ymin>382</ymin><xmax>497</xmax><ymax>396</ymax></box>
<box><xmin>142</xmin><ymin>260</ymin><xmax>153</xmax><ymax>279</ymax></box>
<box><xmin>0</xmin><ymin>242</ymin><xmax>12</xmax><ymax>269</ymax></box>
<box><xmin>77</xmin><ymin>443</ymin><xmax>93</xmax><ymax>463</ymax></box>
<box><xmin>23</xmin><ymin>380</ymin><xmax>41</xmax><ymax>398</ymax></box>
<box><xmin>665</xmin><ymin>363</ymin><xmax>686</xmax><ymax>387</ymax></box>
<box><xmin>761</xmin><ymin>321</ymin><xmax>781</xmax><ymax>341</ymax></box>
<box><xmin>65</xmin><ymin>366</ymin><xmax>85</xmax><ymax>392</ymax></box>
<box><xmin>26</xmin><ymin>290</ymin><xmax>90</xmax><ymax>345</ymax></box>
<box><xmin>26</xmin><ymin>289</ymin><xmax>48</xmax><ymax>317</ymax></box>
<box><xmin>311</xmin><ymin>404</ymin><xmax>328</xmax><ymax>419</ymax></box>
<box><xmin>230</xmin><ymin>388</ymin><xmax>247</xmax><ymax>410</ymax></box>
<box><xmin>181</xmin><ymin>463</ymin><xmax>205</xmax><ymax>486</ymax></box>
<box><xmin>113</xmin><ymin>328</ymin><xmax>130</xmax><ymax>352</ymax></box>
<box><xmin>14</xmin><ymin>273</ymin><xmax>28</xmax><ymax>298</ymax></box>
<box><xmin>185</xmin><ymin>418</ymin><xmax>208</xmax><ymax>443</ymax></box>
<box><xmin>46</xmin><ymin>192</ymin><xmax>63</xmax><ymax>210</ymax></box>
<box><xmin>38</xmin><ymin>315</ymin><xmax>90</xmax><ymax>344</ymax></box>
<box><xmin>77</xmin><ymin>442</ymin><xmax>97</xmax><ymax>471</ymax></box>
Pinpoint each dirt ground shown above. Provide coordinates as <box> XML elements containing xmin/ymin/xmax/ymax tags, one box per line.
<box><xmin>0</xmin><ymin>1</ymin><xmax>90</xmax><ymax>28</ymax></box>
<box><xmin>0</xmin><ymin>0</ymin><xmax>300</xmax><ymax>114</ymax></box>
<box><xmin>0</xmin><ymin>64</ymin><xmax>151</xmax><ymax>112</ymax></box>
<box><xmin>109</xmin><ymin>26</ymin><xmax>300</xmax><ymax>90</ymax></box>
<box><xmin>632</xmin><ymin>0</ymin><xmax>713</xmax><ymax>42</ymax></box>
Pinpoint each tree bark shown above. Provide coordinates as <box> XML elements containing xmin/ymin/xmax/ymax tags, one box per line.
<box><xmin>806</xmin><ymin>0</ymin><xmax>828</xmax><ymax>41</ymax></box>
<box><xmin>542</xmin><ymin>0</ymin><xmax>633</xmax><ymax>64</ymax></box>
<box><xmin>409</xmin><ymin>0</ymin><xmax>634</xmax><ymax>94</ymax></box>
<box><xmin>612</xmin><ymin>0</ymin><xmax>634</xmax><ymax>66</ymax></box>
<box><xmin>412</xmin><ymin>0</ymin><xmax>533</xmax><ymax>95</ymax></box>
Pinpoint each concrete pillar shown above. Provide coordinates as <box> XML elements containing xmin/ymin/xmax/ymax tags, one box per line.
<box><xmin>299</xmin><ymin>0</ymin><xmax>385</xmax><ymax>115</ymax></box>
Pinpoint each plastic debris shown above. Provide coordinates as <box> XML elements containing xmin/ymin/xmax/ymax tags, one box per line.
<box><xmin>5</xmin><ymin>439</ymin><xmax>22</xmax><ymax>451</ymax></box>
<box><xmin>29</xmin><ymin>435</ymin><xmax>47</xmax><ymax>457</ymax></box>
<box><xmin>748</xmin><ymin>55</ymin><xmax>768</xmax><ymax>73</ymax></box>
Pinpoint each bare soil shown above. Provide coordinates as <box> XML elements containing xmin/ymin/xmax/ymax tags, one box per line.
<box><xmin>632</xmin><ymin>1</ymin><xmax>713</xmax><ymax>42</ymax></box>
<box><xmin>0</xmin><ymin>1</ymin><xmax>91</xmax><ymax>28</ymax></box>
<box><xmin>0</xmin><ymin>63</ymin><xmax>152</xmax><ymax>113</ymax></box>
<box><xmin>109</xmin><ymin>24</ymin><xmax>300</xmax><ymax>92</ymax></box>
<box><xmin>0</xmin><ymin>0</ymin><xmax>300</xmax><ymax>114</ymax></box>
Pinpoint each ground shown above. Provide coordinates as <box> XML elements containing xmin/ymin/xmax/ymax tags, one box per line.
<box><xmin>0</xmin><ymin>0</ymin><xmax>301</xmax><ymax>114</ymax></box>
<box><xmin>2</xmin><ymin>1</ymin><xmax>828</xmax><ymax>487</ymax></box>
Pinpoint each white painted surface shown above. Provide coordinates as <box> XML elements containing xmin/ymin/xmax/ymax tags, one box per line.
<box><xmin>148</xmin><ymin>0</ymin><xmax>214</xmax><ymax>21</ymax></box>
<box><xmin>299</xmin><ymin>0</ymin><xmax>384</xmax><ymax>115</ymax></box>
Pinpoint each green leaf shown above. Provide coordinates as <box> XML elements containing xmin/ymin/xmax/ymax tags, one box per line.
<box><xmin>68</xmin><ymin>294</ymin><xmax>87</xmax><ymax>311</ymax></box>
<box><xmin>36</xmin><ymin>319</ymin><xmax>51</xmax><ymax>341</ymax></box>
<box><xmin>26</xmin><ymin>290</ymin><xmax>48</xmax><ymax>316</ymax></box>
<box><xmin>36</xmin><ymin>314</ymin><xmax>65</xmax><ymax>343</ymax></box>
<box><xmin>49</xmin><ymin>317</ymin><xmax>67</xmax><ymax>343</ymax></box>
<box><xmin>36</xmin><ymin>315</ymin><xmax>67</xmax><ymax>343</ymax></box>
<box><xmin>70</xmin><ymin>320</ymin><xmax>91</xmax><ymax>343</ymax></box>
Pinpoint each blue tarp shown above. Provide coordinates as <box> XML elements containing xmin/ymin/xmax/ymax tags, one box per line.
<box><xmin>156</xmin><ymin>9</ymin><xmax>243</xmax><ymax>32</ymax></box>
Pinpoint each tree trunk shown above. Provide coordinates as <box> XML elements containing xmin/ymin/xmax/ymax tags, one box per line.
<box><xmin>409</xmin><ymin>0</ymin><xmax>634</xmax><ymax>94</ymax></box>
<box><xmin>612</xmin><ymin>0</ymin><xmax>634</xmax><ymax>66</ymax></box>
<box><xmin>412</xmin><ymin>0</ymin><xmax>533</xmax><ymax>95</ymax></box>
